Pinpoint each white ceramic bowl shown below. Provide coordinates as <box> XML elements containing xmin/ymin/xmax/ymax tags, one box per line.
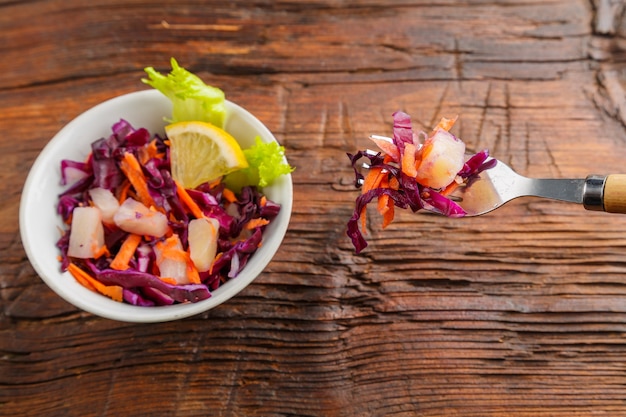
<box><xmin>19</xmin><ymin>90</ymin><xmax>292</xmax><ymax>322</ymax></box>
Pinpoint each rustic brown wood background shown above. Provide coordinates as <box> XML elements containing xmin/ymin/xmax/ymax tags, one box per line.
<box><xmin>3</xmin><ymin>0</ymin><xmax>626</xmax><ymax>416</ymax></box>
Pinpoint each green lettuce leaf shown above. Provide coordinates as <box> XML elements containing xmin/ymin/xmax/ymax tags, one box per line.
<box><xmin>142</xmin><ymin>58</ymin><xmax>226</xmax><ymax>127</ymax></box>
<box><xmin>225</xmin><ymin>137</ymin><xmax>294</xmax><ymax>191</ymax></box>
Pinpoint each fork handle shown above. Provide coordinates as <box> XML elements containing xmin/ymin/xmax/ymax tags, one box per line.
<box><xmin>603</xmin><ymin>175</ymin><xmax>626</xmax><ymax>213</ymax></box>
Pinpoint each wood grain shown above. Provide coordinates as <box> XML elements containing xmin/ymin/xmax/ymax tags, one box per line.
<box><xmin>3</xmin><ymin>0</ymin><xmax>626</xmax><ymax>416</ymax></box>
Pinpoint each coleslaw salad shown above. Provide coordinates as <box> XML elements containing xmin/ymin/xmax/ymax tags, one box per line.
<box><xmin>347</xmin><ymin>111</ymin><xmax>494</xmax><ymax>253</ymax></box>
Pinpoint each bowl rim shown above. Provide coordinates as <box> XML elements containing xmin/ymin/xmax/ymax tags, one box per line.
<box><xmin>19</xmin><ymin>89</ymin><xmax>292</xmax><ymax>322</ymax></box>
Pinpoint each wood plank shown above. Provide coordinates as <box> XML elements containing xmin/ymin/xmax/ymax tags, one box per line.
<box><xmin>3</xmin><ymin>0</ymin><xmax>626</xmax><ymax>416</ymax></box>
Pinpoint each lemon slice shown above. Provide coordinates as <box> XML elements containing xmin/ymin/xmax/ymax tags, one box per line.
<box><xmin>165</xmin><ymin>121</ymin><xmax>248</xmax><ymax>189</ymax></box>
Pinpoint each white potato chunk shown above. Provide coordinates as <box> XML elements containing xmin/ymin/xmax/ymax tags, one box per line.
<box><xmin>113</xmin><ymin>198</ymin><xmax>169</xmax><ymax>238</ymax></box>
<box><xmin>154</xmin><ymin>234</ymin><xmax>189</xmax><ymax>284</ymax></box>
<box><xmin>67</xmin><ymin>206</ymin><xmax>105</xmax><ymax>259</ymax></box>
<box><xmin>88</xmin><ymin>187</ymin><xmax>120</xmax><ymax>224</ymax></box>
<box><xmin>63</xmin><ymin>166</ymin><xmax>89</xmax><ymax>186</ymax></box>
<box><xmin>188</xmin><ymin>217</ymin><xmax>220</xmax><ymax>272</ymax></box>
<box><xmin>415</xmin><ymin>129</ymin><xmax>466</xmax><ymax>189</ymax></box>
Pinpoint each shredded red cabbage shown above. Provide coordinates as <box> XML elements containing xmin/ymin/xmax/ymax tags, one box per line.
<box><xmin>90</xmin><ymin>264</ymin><xmax>211</xmax><ymax>304</ymax></box>
<box><xmin>57</xmin><ymin>119</ymin><xmax>281</xmax><ymax>306</ymax></box>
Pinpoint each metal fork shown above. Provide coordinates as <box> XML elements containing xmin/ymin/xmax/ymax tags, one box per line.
<box><xmin>364</xmin><ymin>135</ymin><xmax>626</xmax><ymax>216</ymax></box>
<box><xmin>446</xmin><ymin>158</ymin><xmax>626</xmax><ymax>216</ymax></box>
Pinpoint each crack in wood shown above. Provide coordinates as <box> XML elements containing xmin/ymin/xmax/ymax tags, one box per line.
<box><xmin>592</xmin><ymin>0</ymin><xmax>626</xmax><ymax>35</ymax></box>
<box><xmin>590</xmin><ymin>0</ymin><xmax>626</xmax><ymax>128</ymax></box>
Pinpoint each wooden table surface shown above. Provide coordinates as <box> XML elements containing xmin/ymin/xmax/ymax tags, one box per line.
<box><xmin>3</xmin><ymin>1</ymin><xmax>626</xmax><ymax>416</ymax></box>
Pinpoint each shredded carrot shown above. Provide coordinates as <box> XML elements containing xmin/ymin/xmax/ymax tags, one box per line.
<box><xmin>244</xmin><ymin>218</ymin><xmax>270</xmax><ymax>230</ymax></box>
<box><xmin>120</xmin><ymin>152</ymin><xmax>156</xmax><ymax>208</ymax></box>
<box><xmin>138</xmin><ymin>139</ymin><xmax>162</xmax><ymax>165</ymax></box>
<box><xmin>68</xmin><ymin>264</ymin><xmax>97</xmax><ymax>292</ymax></box>
<box><xmin>413</xmin><ymin>141</ymin><xmax>433</xmax><ymax>177</ymax></box>
<box><xmin>205</xmin><ymin>177</ymin><xmax>222</xmax><ymax>189</ymax></box>
<box><xmin>67</xmin><ymin>263</ymin><xmax>123</xmax><ymax>302</ymax></box>
<box><xmin>379</xmin><ymin>174</ymin><xmax>390</xmax><ymax>190</ymax></box>
<box><xmin>441</xmin><ymin>180</ymin><xmax>460</xmax><ymax>196</ymax></box>
<box><xmin>377</xmin><ymin>193</ymin><xmax>389</xmax><ymax>214</ymax></box>
<box><xmin>117</xmin><ymin>180</ymin><xmax>132</xmax><ymax>204</ymax></box>
<box><xmin>121</xmin><ymin>151</ymin><xmax>142</xmax><ymax>174</ymax></box>
<box><xmin>174</xmin><ymin>180</ymin><xmax>205</xmax><ymax>219</ymax></box>
<box><xmin>401</xmin><ymin>143</ymin><xmax>418</xmax><ymax>178</ymax></box>
<box><xmin>434</xmin><ymin>116</ymin><xmax>458</xmax><ymax>132</ymax></box>
<box><xmin>389</xmin><ymin>176</ymin><xmax>400</xmax><ymax>190</ymax></box>
<box><xmin>186</xmin><ymin>262</ymin><xmax>201</xmax><ymax>285</ymax></box>
<box><xmin>378</xmin><ymin>194</ymin><xmax>395</xmax><ymax>229</ymax></box>
<box><xmin>110</xmin><ymin>233</ymin><xmax>142</xmax><ymax>270</ymax></box>
<box><xmin>375</xmin><ymin>175</ymin><xmax>395</xmax><ymax>228</ymax></box>
<box><xmin>361</xmin><ymin>162</ymin><xmax>396</xmax><ymax>232</ymax></box>
<box><xmin>73</xmin><ymin>274</ymin><xmax>98</xmax><ymax>292</ymax></box>
<box><xmin>155</xmin><ymin>236</ymin><xmax>188</xmax><ymax>263</ymax></box>
<box><xmin>361</xmin><ymin>166</ymin><xmax>385</xmax><ymax>194</ymax></box>
<box><xmin>384</xmin><ymin>202</ymin><xmax>395</xmax><ymax>228</ymax></box>
<box><xmin>159</xmin><ymin>277</ymin><xmax>178</xmax><ymax>285</ymax></box>
<box><xmin>260</xmin><ymin>195</ymin><xmax>267</xmax><ymax>207</ymax></box>
<box><xmin>92</xmin><ymin>244</ymin><xmax>111</xmax><ymax>259</ymax></box>
<box><xmin>155</xmin><ymin>235</ymin><xmax>200</xmax><ymax>284</ymax></box>
<box><xmin>222</xmin><ymin>187</ymin><xmax>237</xmax><ymax>203</ymax></box>
<box><xmin>360</xmin><ymin>206</ymin><xmax>367</xmax><ymax>234</ymax></box>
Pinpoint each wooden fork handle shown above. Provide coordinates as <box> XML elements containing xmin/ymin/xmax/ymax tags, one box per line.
<box><xmin>603</xmin><ymin>174</ymin><xmax>626</xmax><ymax>213</ymax></box>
